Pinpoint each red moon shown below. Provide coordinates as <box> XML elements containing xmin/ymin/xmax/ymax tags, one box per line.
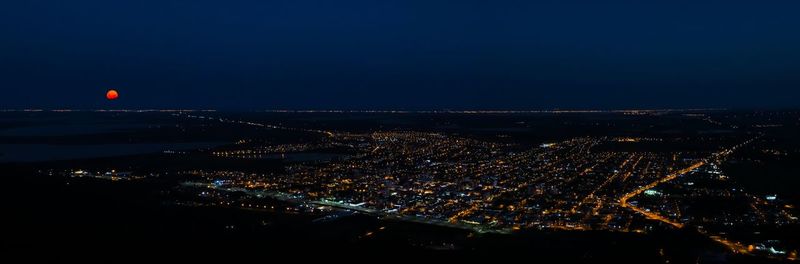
<box><xmin>106</xmin><ymin>89</ymin><xmax>119</xmax><ymax>100</ymax></box>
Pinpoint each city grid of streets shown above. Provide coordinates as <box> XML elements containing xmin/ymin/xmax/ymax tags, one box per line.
<box><xmin>70</xmin><ymin>112</ymin><xmax>797</xmax><ymax>260</ymax></box>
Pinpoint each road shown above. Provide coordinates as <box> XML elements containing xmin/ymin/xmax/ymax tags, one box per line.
<box><xmin>618</xmin><ymin>161</ymin><xmax>705</xmax><ymax>228</ymax></box>
<box><xmin>617</xmin><ymin>135</ymin><xmax>762</xmax><ymax>255</ymax></box>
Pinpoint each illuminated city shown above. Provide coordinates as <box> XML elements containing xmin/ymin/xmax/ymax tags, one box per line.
<box><xmin>3</xmin><ymin>109</ymin><xmax>797</xmax><ymax>262</ymax></box>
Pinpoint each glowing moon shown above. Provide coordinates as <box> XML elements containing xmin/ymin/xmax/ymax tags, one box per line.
<box><xmin>106</xmin><ymin>89</ymin><xmax>119</xmax><ymax>100</ymax></box>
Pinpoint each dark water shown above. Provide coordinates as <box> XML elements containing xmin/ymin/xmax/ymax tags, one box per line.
<box><xmin>0</xmin><ymin>123</ymin><xmax>148</xmax><ymax>136</ymax></box>
<box><xmin>265</xmin><ymin>152</ymin><xmax>348</xmax><ymax>162</ymax></box>
<box><xmin>0</xmin><ymin>142</ymin><xmax>222</xmax><ymax>162</ymax></box>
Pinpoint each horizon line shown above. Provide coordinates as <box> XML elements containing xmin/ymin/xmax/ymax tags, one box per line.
<box><xmin>0</xmin><ymin>108</ymin><xmax>736</xmax><ymax>114</ymax></box>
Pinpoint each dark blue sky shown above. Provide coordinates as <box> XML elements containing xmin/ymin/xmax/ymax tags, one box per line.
<box><xmin>2</xmin><ymin>0</ymin><xmax>799</xmax><ymax>110</ymax></box>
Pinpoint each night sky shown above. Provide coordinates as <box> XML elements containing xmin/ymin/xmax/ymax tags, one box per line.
<box><xmin>2</xmin><ymin>0</ymin><xmax>799</xmax><ymax>110</ymax></box>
